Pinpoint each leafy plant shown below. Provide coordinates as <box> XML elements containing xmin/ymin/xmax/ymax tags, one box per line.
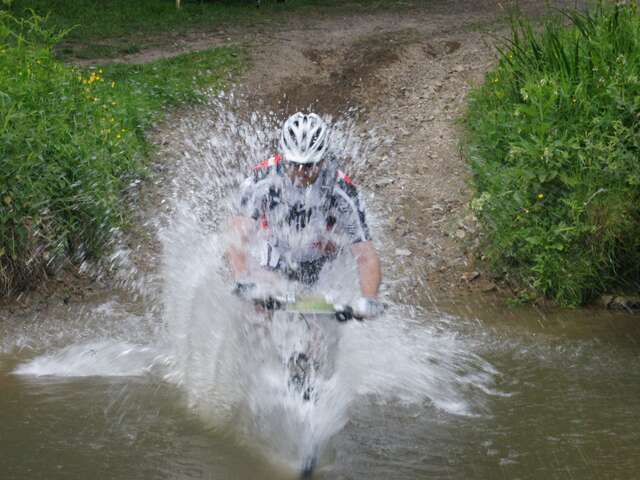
<box><xmin>0</xmin><ymin>11</ymin><xmax>241</xmax><ymax>294</ymax></box>
<box><xmin>465</xmin><ymin>2</ymin><xmax>640</xmax><ymax>306</ymax></box>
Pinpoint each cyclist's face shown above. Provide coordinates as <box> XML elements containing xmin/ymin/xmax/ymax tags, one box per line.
<box><xmin>285</xmin><ymin>160</ymin><xmax>323</xmax><ymax>187</ymax></box>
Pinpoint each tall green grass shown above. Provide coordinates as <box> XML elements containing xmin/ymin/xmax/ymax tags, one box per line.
<box><xmin>465</xmin><ymin>3</ymin><xmax>640</xmax><ymax>306</ymax></box>
<box><xmin>0</xmin><ymin>11</ymin><xmax>241</xmax><ymax>295</ymax></box>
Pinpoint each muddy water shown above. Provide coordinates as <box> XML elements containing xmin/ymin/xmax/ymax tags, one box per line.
<box><xmin>2</xmin><ymin>120</ymin><xmax>639</xmax><ymax>480</ymax></box>
<box><xmin>1</xmin><ymin>295</ymin><xmax>639</xmax><ymax>480</ymax></box>
<box><xmin>3</xmin><ymin>9</ymin><xmax>640</xmax><ymax>476</ymax></box>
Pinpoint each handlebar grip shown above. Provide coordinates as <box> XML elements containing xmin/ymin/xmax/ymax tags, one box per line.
<box><xmin>335</xmin><ymin>306</ymin><xmax>363</xmax><ymax>322</ymax></box>
<box><xmin>253</xmin><ymin>297</ymin><xmax>285</xmax><ymax>311</ymax></box>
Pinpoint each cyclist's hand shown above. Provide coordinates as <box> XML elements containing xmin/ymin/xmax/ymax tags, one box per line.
<box><xmin>353</xmin><ymin>297</ymin><xmax>385</xmax><ymax>319</ymax></box>
<box><xmin>232</xmin><ymin>282</ymin><xmax>257</xmax><ymax>301</ymax></box>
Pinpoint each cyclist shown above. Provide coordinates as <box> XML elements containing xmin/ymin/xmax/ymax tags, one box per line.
<box><xmin>227</xmin><ymin>112</ymin><xmax>383</xmax><ymax>318</ymax></box>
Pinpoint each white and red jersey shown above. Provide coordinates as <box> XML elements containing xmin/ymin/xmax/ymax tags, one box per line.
<box><xmin>236</xmin><ymin>154</ymin><xmax>371</xmax><ymax>267</ymax></box>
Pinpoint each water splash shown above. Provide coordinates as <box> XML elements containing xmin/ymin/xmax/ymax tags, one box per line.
<box><xmin>154</xmin><ymin>95</ymin><xmax>501</xmax><ymax>470</ymax></box>
<box><xmin>12</xmin><ymin>340</ymin><xmax>163</xmax><ymax>377</ymax></box>
<box><xmin>9</xmin><ymin>94</ymin><xmax>502</xmax><ymax>474</ymax></box>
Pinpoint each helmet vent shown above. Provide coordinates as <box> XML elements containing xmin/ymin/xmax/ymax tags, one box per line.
<box><xmin>279</xmin><ymin>112</ymin><xmax>329</xmax><ymax>164</ymax></box>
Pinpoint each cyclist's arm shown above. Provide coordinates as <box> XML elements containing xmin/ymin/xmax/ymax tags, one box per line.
<box><xmin>332</xmin><ymin>177</ymin><xmax>381</xmax><ymax>298</ymax></box>
<box><xmin>226</xmin><ymin>215</ymin><xmax>254</xmax><ymax>280</ymax></box>
<box><xmin>352</xmin><ymin>240</ymin><xmax>381</xmax><ymax>298</ymax></box>
<box><xmin>226</xmin><ymin>175</ymin><xmax>262</xmax><ymax>280</ymax></box>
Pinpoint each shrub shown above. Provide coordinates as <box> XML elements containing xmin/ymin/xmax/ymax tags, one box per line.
<box><xmin>0</xmin><ymin>11</ymin><xmax>241</xmax><ymax>294</ymax></box>
<box><xmin>465</xmin><ymin>3</ymin><xmax>640</xmax><ymax>306</ymax></box>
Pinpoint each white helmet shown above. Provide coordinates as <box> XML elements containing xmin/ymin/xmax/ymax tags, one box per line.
<box><xmin>279</xmin><ymin>112</ymin><xmax>329</xmax><ymax>165</ymax></box>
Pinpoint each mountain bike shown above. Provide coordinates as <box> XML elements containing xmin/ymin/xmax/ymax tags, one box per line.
<box><xmin>247</xmin><ymin>292</ymin><xmax>365</xmax><ymax>478</ymax></box>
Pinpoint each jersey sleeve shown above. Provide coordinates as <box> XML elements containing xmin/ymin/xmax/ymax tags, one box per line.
<box><xmin>236</xmin><ymin>177</ymin><xmax>261</xmax><ymax>220</ymax></box>
<box><xmin>333</xmin><ymin>180</ymin><xmax>372</xmax><ymax>244</ymax></box>
<box><xmin>236</xmin><ymin>158</ymin><xmax>280</xmax><ymax>220</ymax></box>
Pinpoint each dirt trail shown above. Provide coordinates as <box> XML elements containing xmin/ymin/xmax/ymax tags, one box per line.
<box><xmin>221</xmin><ymin>0</ymin><xmax>571</xmax><ymax>306</ymax></box>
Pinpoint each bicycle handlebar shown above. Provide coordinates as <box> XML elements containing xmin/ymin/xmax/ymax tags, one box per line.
<box><xmin>251</xmin><ymin>297</ymin><xmax>364</xmax><ymax>322</ymax></box>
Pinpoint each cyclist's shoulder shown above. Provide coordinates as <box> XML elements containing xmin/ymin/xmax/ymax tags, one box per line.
<box><xmin>249</xmin><ymin>154</ymin><xmax>284</xmax><ymax>183</ymax></box>
<box><xmin>330</xmin><ymin>169</ymin><xmax>368</xmax><ymax>217</ymax></box>
<box><xmin>334</xmin><ymin>169</ymin><xmax>359</xmax><ymax>198</ymax></box>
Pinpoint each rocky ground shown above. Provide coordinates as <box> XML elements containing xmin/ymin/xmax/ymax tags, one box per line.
<box><xmin>4</xmin><ymin>0</ymin><xmax>581</xmax><ymax>313</ymax></box>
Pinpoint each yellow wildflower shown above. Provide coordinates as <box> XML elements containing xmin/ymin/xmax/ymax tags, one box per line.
<box><xmin>537</xmin><ymin>193</ymin><xmax>544</xmax><ymax>200</ymax></box>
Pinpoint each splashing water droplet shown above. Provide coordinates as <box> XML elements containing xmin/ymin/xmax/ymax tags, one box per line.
<box><xmin>10</xmin><ymin>93</ymin><xmax>501</xmax><ymax>474</ymax></box>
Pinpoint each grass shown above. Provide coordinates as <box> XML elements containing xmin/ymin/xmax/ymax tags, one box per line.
<box><xmin>0</xmin><ymin>11</ymin><xmax>243</xmax><ymax>295</ymax></box>
<box><xmin>464</xmin><ymin>2</ymin><xmax>640</xmax><ymax>306</ymax></box>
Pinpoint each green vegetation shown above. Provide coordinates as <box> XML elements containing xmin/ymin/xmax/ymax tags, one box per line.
<box><xmin>0</xmin><ymin>11</ymin><xmax>242</xmax><ymax>294</ymax></box>
<box><xmin>465</xmin><ymin>3</ymin><xmax>640</xmax><ymax>306</ymax></box>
